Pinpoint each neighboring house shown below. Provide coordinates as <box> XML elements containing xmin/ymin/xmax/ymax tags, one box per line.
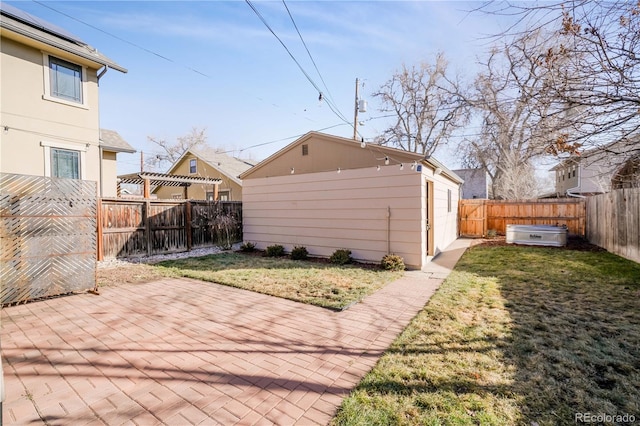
<box><xmin>239</xmin><ymin>132</ymin><xmax>463</xmax><ymax>270</ymax></box>
<box><xmin>550</xmin><ymin>138</ymin><xmax>639</xmax><ymax>197</ymax></box>
<box><xmin>153</xmin><ymin>147</ymin><xmax>254</xmax><ymax>201</ymax></box>
<box><xmin>453</xmin><ymin>168</ymin><xmax>489</xmax><ymax>199</ymax></box>
<box><xmin>0</xmin><ymin>4</ymin><xmax>131</xmax><ymax>197</ymax></box>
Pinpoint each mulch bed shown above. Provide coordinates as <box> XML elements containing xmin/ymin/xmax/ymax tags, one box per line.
<box><xmin>235</xmin><ymin>249</ymin><xmax>383</xmax><ymax>269</ymax></box>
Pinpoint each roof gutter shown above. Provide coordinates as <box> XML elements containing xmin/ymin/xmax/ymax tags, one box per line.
<box><xmin>0</xmin><ymin>19</ymin><xmax>128</xmax><ymax>73</ymax></box>
<box><xmin>423</xmin><ymin>155</ymin><xmax>464</xmax><ymax>184</ymax></box>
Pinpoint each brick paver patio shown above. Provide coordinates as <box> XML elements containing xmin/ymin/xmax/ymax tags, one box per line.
<box><xmin>1</xmin><ymin>240</ymin><xmax>470</xmax><ymax>425</ymax></box>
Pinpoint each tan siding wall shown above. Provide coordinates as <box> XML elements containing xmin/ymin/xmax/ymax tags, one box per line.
<box><xmin>243</xmin><ymin>166</ymin><xmax>427</xmax><ymax>268</ymax></box>
<box><xmin>101</xmin><ymin>150</ymin><xmax>118</xmax><ymax>197</ymax></box>
<box><xmin>0</xmin><ymin>37</ymin><xmax>101</xmax><ymax>183</ymax></box>
<box><xmin>154</xmin><ymin>154</ymin><xmax>243</xmax><ymax>200</ymax></box>
<box><xmin>429</xmin><ymin>174</ymin><xmax>460</xmax><ymax>256</ymax></box>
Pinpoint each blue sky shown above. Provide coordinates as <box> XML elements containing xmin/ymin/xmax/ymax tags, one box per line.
<box><xmin>7</xmin><ymin>1</ymin><xmax>507</xmax><ymax>174</ymax></box>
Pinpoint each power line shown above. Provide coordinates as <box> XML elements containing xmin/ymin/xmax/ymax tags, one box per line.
<box><xmin>244</xmin><ymin>0</ymin><xmax>352</xmax><ymax>127</ymax></box>
<box><xmin>281</xmin><ymin>0</ymin><xmax>341</xmax><ymax>116</ymax></box>
<box><xmin>32</xmin><ymin>0</ymin><xmax>213</xmax><ymax>78</ymax></box>
<box><xmin>27</xmin><ymin>0</ymin><xmax>321</xmax><ymax>123</ymax></box>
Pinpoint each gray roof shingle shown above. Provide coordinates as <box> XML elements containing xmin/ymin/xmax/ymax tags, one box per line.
<box><xmin>100</xmin><ymin>129</ymin><xmax>136</xmax><ymax>153</ymax></box>
<box><xmin>187</xmin><ymin>147</ymin><xmax>254</xmax><ymax>185</ymax></box>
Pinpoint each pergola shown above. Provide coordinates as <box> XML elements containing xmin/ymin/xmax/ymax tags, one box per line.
<box><xmin>117</xmin><ymin>172</ymin><xmax>222</xmax><ymax>199</ymax></box>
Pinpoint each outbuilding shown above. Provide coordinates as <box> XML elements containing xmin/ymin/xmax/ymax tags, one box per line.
<box><xmin>239</xmin><ymin>132</ymin><xmax>462</xmax><ymax>269</ymax></box>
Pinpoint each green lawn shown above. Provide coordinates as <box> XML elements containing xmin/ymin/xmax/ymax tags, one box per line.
<box><xmin>155</xmin><ymin>252</ymin><xmax>403</xmax><ymax>310</ymax></box>
<box><xmin>332</xmin><ymin>245</ymin><xmax>640</xmax><ymax>425</ymax></box>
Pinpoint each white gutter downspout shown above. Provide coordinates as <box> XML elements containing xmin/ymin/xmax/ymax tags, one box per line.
<box><xmin>566</xmin><ymin>163</ymin><xmax>586</xmax><ymax>198</ymax></box>
<box><xmin>97</xmin><ymin>66</ymin><xmax>107</xmax><ymax>197</ymax></box>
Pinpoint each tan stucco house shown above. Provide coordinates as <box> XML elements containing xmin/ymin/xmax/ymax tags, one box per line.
<box><xmin>239</xmin><ymin>132</ymin><xmax>463</xmax><ymax>269</ymax></box>
<box><xmin>153</xmin><ymin>147</ymin><xmax>254</xmax><ymax>201</ymax></box>
<box><xmin>0</xmin><ymin>4</ymin><xmax>133</xmax><ymax>197</ymax></box>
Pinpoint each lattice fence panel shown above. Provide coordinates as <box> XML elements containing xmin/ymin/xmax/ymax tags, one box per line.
<box><xmin>1</xmin><ymin>173</ymin><xmax>97</xmax><ymax>305</ymax></box>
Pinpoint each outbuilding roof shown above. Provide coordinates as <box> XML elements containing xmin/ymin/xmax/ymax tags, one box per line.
<box><xmin>239</xmin><ymin>131</ymin><xmax>463</xmax><ymax>184</ymax></box>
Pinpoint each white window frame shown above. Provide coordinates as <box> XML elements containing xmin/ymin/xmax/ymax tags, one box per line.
<box><xmin>171</xmin><ymin>193</ymin><xmax>183</xmax><ymax>200</ymax></box>
<box><xmin>218</xmin><ymin>190</ymin><xmax>230</xmax><ymax>201</ymax></box>
<box><xmin>41</xmin><ymin>140</ymin><xmax>88</xmax><ymax>179</ymax></box>
<box><xmin>42</xmin><ymin>53</ymin><xmax>89</xmax><ymax>109</ymax></box>
<box><xmin>189</xmin><ymin>159</ymin><xmax>197</xmax><ymax>174</ymax></box>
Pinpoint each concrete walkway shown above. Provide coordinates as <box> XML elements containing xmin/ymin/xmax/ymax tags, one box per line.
<box><xmin>1</xmin><ymin>239</ymin><xmax>472</xmax><ymax>425</ymax></box>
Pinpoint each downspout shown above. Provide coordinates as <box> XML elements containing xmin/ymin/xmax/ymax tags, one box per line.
<box><xmin>566</xmin><ymin>163</ymin><xmax>586</xmax><ymax>198</ymax></box>
<box><xmin>97</xmin><ymin>66</ymin><xmax>108</xmax><ymax>84</ymax></box>
<box><xmin>96</xmin><ymin>66</ymin><xmax>109</xmax><ymax>197</ymax></box>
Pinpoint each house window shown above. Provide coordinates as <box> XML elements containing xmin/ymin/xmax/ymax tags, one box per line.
<box><xmin>171</xmin><ymin>193</ymin><xmax>182</xmax><ymax>200</ymax></box>
<box><xmin>41</xmin><ymin>141</ymin><xmax>88</xmax><ymax>179</ymax></box>
<box><xmin>189</xmin><ymin>159</ymin><xmax>197</xmax><ymax>174</ymax></box>
<box><xmin>447</xmin><ymin>189</ymin><xmax>452</xmax><ymax>212</ymax></box>
<box><xmin>206</xmin><ymin>190</ymin><xmax>230</xmax><ymax>201</ymax></box>
<box><xmin>302</xmin><ymin>144</ymin><xmax>309</xmax><ymax>156</ymax></box>
<box><xmin>48</xmin><ymin>56</ymin><xmax>83</xmax><ymax>103</ymax></box>
<box><xmin>572</xmin><ymin>166</ymin><xmax>576</xmax><ymax>177</ymax></box>
<box><xmin>51</xmin><ymin>148</ymin><xmax>80</xmax><ymax>179</ymax></box>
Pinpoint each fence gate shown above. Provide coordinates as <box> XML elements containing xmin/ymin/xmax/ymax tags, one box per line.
<box><xmin>1</xmin><ymin>173</ymin><xmax>97</xmax><ymax>305</ymax></box>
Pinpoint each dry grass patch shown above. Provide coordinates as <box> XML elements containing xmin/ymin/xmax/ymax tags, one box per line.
<box><xmin>97</xmin><ymin>263</ymin><xmax>166</xmax><ymax>287</ymax></box>
<box><xmin>333</xmin><ymin>245</ymin><xmax>640</xmax><ymax>425</ymax></box>
<box><xmin>154</xmin><ymin>252</ymin><xmax>403</xmax><ymax>310</ymax></box>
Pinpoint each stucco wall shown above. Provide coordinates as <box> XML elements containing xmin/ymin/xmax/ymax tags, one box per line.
<box><xmin>101</xmin><ymin>150</ymin><xmax>118</xmax><ymax>198</ymax></box>
<box><xmin>243</xmin><ymin>164</ymin><xmax>460</xmax><ymax>269</ymax></box>
<box><xmin>0</xmin><ymin>36</ymin><xmax>102</xmax><ymax>185</ymax></box>
<box><xmin>154</xmin><ymin>154</ymin><xmax>243</xmax><ymax>200</ymax></box>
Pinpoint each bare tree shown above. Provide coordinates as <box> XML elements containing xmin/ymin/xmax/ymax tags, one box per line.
<box><xmin>492</xmin><ymin>151</ymin><xmax>541</xmax><ymax>199</ymax></box>
<box><xmin>372</xmin><ymin>53</ymin><xmax>468</xmax><ymax>156</ymax></box>
<box><xmin>478</xmin><ymin>1</ymin><xmax>640</xmax><ymax>155</ymax></box>
<box><xmin>145</xmin><ymin>127</ymin><xmax>207</xmax><ymax>171</ymax></box>
<box><xmin>460</xmin><ymin>30</ymin><xmax>572</xmax><ymax>199</ymax></box>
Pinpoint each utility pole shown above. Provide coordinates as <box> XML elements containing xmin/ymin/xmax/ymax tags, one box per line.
<box><xmin>140</xmin><ymin>151</ymin><xmax>144</xmax><ymax>173</ymax></box>
<box><xmin>353</xmin><ymin>78</ymin><xmax>359</xmax><ymax>140</ymax></box>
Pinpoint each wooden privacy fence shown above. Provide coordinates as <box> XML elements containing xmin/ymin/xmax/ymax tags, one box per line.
<box><xmin>459</xmin><ymin>198</ymin><xmax>586</xmax><ymax>237</ymax></box>
<box><xmin>586</xmin><ymin>188</ymin><xmax>640</xmax><ymax>263</ymax></box>
<box><xmin>98</xmin><ymin>199</ymin><xmax>242</xmax><ymax>259</ymax></box>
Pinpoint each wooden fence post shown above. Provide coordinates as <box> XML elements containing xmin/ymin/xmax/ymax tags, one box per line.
<box><xmin>482</xmin><ymin>200</ymin><xmax>488</xmax><ymax>237</ymax></box>
<box><xmin>145</xmin><ymin>200</ymin><xmax>151</xmax><ymax>256</ymax></box>
<box><xmin>96</xmin><ymin>198</ymin><xmax>104</xmax><ymax>261</ymax></box>
<box><xmin>185</xmin><ymin>200</ymin><xmax>192</xmax><ymax>252</ymax></box>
